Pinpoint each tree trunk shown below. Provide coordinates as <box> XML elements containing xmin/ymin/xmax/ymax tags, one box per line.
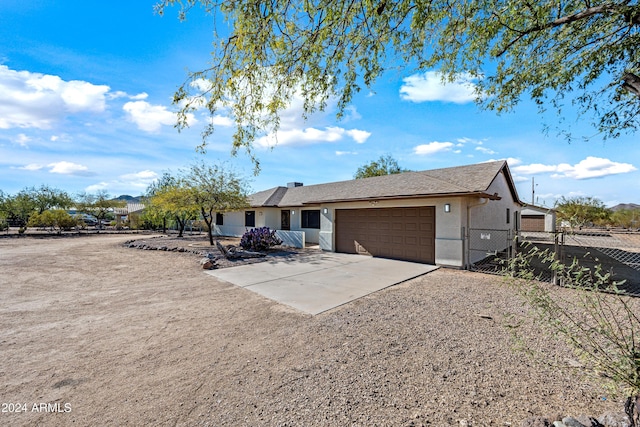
<box><xmin>202</xmin><ymin>208</ymin><xmax>214</xmax><ymax>245</ymax></box>
<box><xmin>625</xmin><ymin>395</ymin><xmax>639</xmax><ymax>427</ymax></box>
<box><xmin>176</xmin><ymin>216</ymin><xmax>185</xmax><ymax>238</ymax></box>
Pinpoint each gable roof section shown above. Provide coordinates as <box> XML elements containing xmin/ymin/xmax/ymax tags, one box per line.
<box><xmin>249</xmin><ymin>161</ymin><xmax>522</xmax><ymax>207</ymax></box>
<box><xmin>250</xmin><ymin>186</ymin><xmax>289</xmax><ymax>207</ymax></box>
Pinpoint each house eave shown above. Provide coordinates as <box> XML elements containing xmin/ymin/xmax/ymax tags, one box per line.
<box><xmin>300</xmin><ymin>191</ymin><xmax>501</xmax><ymax>206</ymax></box>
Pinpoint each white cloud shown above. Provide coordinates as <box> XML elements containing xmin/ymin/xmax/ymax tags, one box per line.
<box><xmin>336</xmin><ymin>151</ymin><xmax>358</xmax><ymax>156</ymax></box>
<box><xmin>19</xmin><ymin>163</ymin><xmax>44</xmax><ymax>171</ymax></box>
<box><xmin>59</xmin><ymin>81</ymin><xmax>109</xmax><ymax>113</ymax></box>
<box><xmin>475</xmin><ymin>146</ymin><xmax>496</xmax><ymax>155</ymax></box>
<box><xmin>257</xmin><ymin>126</ymin><xmax>370</xmax><ymax>148</ymax></box>
<box><xmin>130</xmin><ymin>92</ymin><xmax>148</xmax><ymax>101</ymax></box>
<box><xmin>210</xmin><ymin>115</ymin><xmax>234</xmax><ymax>127</ymax></box>
<box><xmin>400</xmin><ymin>71</ymin><xmax>478</xmax><ymax>104</ymax></box>
<box><xmin>47</xmin><ymin>161</ymin><xmax>93</xmax><ymax>176</ymax></box>
<box><xmin>342</xmin><ymin>105</ymin><xmax>362</xmax><ymax>122</ymax></box>
<box><xmin>108</xmin><ymin>91</ymin><xmax>148</xmax><ymax>101</ymax></box>
<box><xmin>512</xmin><ymin>157</ymin><xmax>636</xmax><ymax>180</ymax></box>
<box><xmin>122</xmin><ymin>101</ymin><xmax>194</xmax><ymax>133</ymax></box>
<box><xmin>554</xmin><ymin>157</ymin><xmax>637</xmax><ymax>180</ymax></box>
<box><xmin>413</xmin><ymin>141</ymin><xmax>454</xmax><ymax>155</ymax></box>
<box><xmin>512</xmin><ymin>163</ymin><xmax>558</xmax><ymax>175</ymax></box>
<box><xmin>186</xmin><ymin>70</ymin><xmax>372</xmax><ymax>149</ymax></box>
<box><xmin>15</xmin><ymin>134</ymin><xmax>31</xmax><ymax>147</ymax></box>
<box><xmin>345</xmin><ymin>129</ymin><xmax>371</xmax><ymax>144</ymax></box>
<box><xmin>118</xmin><ymin>170</ymin><xmax>159</xmax><ymax>190</ymax></box>
<box><xmin>85</xmin><ymin>170</ymin><xmax>159</xmax><ymax>194</ymax></box>
<box><xmin>85</xmin><ymin>182</ymin><xmax>110</xmax><ymax>193</ymax></box>
<box><xmin>120</xmin><ymin>170</ymin><xmax>158</xmax><ymax>180</ymax></box>
<box><xmin>14</xmin><ymin>161</ymin><xmax>94</xmax><ymax>177</ymax></box>
<box><xmin>0</xmin><ymin>65</ymin><xmax>110</xmax><ymax>129</ymax></box>
<box><xmin>190</xmin><ymin>78</ymin><xmax>212</xmax><ymax>93</ymax></box>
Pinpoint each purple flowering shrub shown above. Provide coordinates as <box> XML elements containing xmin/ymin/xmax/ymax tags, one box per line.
<box><xmin>240</xmin><ymin>227</ymin><xmax>283</xmax><ymax>251</ymax></box>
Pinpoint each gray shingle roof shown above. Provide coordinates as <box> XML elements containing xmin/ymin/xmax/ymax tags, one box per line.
<box><xmin>112</xmin><ymin>202</ymin><xmax>146</xmax><ymax>215</ymax></box>
<box><xmin>250</xmin><ymin>161</ymin><xmax>518</xmax><ymax>207</ymax></box>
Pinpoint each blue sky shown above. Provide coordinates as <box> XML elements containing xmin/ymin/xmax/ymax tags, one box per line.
<box><xmin>1</xmin><ymin>1</ymin><xmax>638</xmax><ymax>208</ymax></box>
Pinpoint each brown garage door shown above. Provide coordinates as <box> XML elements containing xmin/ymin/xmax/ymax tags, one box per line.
<box><xmin>521</xmin><ymin>215</ymin><xmax>545</xmax><ymax>232</ymax></box>
<box><xmin>335</xmin><ymin>207</ymin><xmax>435</xmax><ymax>264</ymax></box>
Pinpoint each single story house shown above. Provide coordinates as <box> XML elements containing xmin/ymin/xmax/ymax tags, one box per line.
<box><xmin>113</xmin><ymin>202</ymin><xmax>146</xmax><ymax>227</ymax></box>
<box><xmin>520</xmin><ymin>205</ymin><xmax>556</xmax><ymax>232</ymax></box>
<box><xmin>213</xmin><ymin>160</ymin><xmax>524</xmax><ymax>268</ymax></box>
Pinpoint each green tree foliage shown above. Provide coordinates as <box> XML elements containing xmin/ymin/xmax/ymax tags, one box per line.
<box><xmin>611</xmin><ymin>208</ymin><xmax>640</xmax><ymax>229</ymax></box>
<box><xmin>145</xmin><ymin>173</ymin><xmax>199</xmax><ymax>237</ymax></box>
<box><xmin>185</xmin><ymin>161</ymin><xmax>250</xmax><ymax>245</ymax></box>
<box><xmin>1</xmin><ymin>191</ymin><xmax>37</xmax><ymax>227</ymax></box>
<box><xmin>555</xmin><ymin>196</ymin><xmax>611</xmax><ymax>231</ymax></box>
<box><xmin>144</xmin><ymin>173</ymin><xmax>178</xmax><ymax>232</ymax></box>
<box><xmin>0</xmin><ymin>186</ymin><xmax>74</xmax><ymax>228</ymax></box>
<box><xmin>354</xmin><ymin>155</ymin><xmax>409</xmax><ymax>179</ymax></box>
<box><xmin>0</xmin><ymin>190</ymin><xmax>8</xmax><ymax>231</ymax></box>
<box><xmin>24</xmin><ymin>185</ymin><xmax>74</xmax><ymax>214</ymax></box>
<box><xmin>27</xmin><ymin>210</ymin><xmax>78</xmax><ymax>234</ymax></box>
<box><xmin>156</xmin><ymin>0</ymin><xmax>640</xmax><ymax>162</ymax></box>
<box><xmin>76</xmin><ymin>191</ymin><xmax>125</xmax><ymax>229</ymax></box>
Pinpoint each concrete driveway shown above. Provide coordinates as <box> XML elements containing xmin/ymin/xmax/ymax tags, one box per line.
<box><xmin>205</xmin><ymin>252</ymin><xmax>438</xmax><ymax>315</ymax></box>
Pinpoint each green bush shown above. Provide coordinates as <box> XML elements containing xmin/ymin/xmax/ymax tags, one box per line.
<box><xmin>28</xmin><ymin>210</ymin><xmax>78</xmax><ymax>233</ymax></box>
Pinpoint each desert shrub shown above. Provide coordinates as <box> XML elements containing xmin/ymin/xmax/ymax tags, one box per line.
<box><xmin>240</xmin><ymin>227</ymin><xmax>282</xmax><ymax>251</ymax></box>
<box><xmin>507</xmin><ymin>243</ymin><xmax>640</xmax><ymax>424</ymax></box>
<box><xmin>28</xmin><ymin>210</ymin><xmax>78</xmax><ymax>233</ymax></box>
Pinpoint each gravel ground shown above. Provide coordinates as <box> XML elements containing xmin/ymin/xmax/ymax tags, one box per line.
<box><xmin>0</xmin><ymin>234</ymin><xmax>627</xmax><ymax>426</ymax></box>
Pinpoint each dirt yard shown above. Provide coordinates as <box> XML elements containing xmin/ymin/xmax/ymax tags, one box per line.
<box><xmin>0</xmin><ymin>234</ymin><xmax>626</xmax><ymax>426</ymax></box>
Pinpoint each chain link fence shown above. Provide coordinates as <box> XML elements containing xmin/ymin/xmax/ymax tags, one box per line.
<box><xmin>467</xmin><ymin>228</ymin><xmax>514</xmax><ymax>275</ymax></box>
<box><xmin>519</xmin><ymin>230</ymin><xmax>640</xmax><ymax>295</ymax></box>
<box><xmin>468</xmin><ymin>229</ymin><xmax>640</xmax><ymax>296</ymax></box>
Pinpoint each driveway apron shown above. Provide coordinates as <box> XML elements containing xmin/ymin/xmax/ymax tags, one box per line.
<box><xmin>205</xmin><ymin>252</ymin><xmax>438</xmax><ymax>315</ymax></box>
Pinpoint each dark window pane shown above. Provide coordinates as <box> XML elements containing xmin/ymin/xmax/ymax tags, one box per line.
<box><xmin>302</xmin><ymin>210</ymin><xmax>320</xmax><ymax>229</ymax></box>
<box><xmin>245</xmin><ymin>211</ymin><xmax>255</xmax><ymax>227</ymax></box>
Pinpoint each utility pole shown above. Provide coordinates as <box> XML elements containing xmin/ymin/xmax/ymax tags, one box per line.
<box><xmin>530</xmin><ymin>177</ymin><xmax>539</xmax><ymax>205</ymax></box>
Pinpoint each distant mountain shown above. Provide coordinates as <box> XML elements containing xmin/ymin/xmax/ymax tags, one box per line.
<box><xmin>610</xmin><ymin>203</ymin><xmax>640</xmax><ymax>211</ymax></box>
<box><xmin>114</xmin><ymin>195</ymin><xmax>142</xmax><ymax>203</ymax></box>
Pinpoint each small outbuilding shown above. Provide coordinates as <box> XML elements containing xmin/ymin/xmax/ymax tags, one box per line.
<box><xmin>214</xmin><ymin>160</ymin><xmax>524</xmax><ymax>269</ymax></box>
<box><xmin>520</xmin><ymin>205</ymin><xmax>556</xmax><ymax>232</ymax></box>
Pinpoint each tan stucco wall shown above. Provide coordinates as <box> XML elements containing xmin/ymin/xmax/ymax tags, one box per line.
<box><xmin>465</xmin><ymin>173</ymin><xmax>522</xmax><ymax>265</ymax></box>
<box><xmin>212</xmin><ymin>209</ymin><xmax>246</xmax><ymax>237</ymax></box>
<box><xmin>214</xmin><ymin>208</ymin><xmax>321</xmax><ymax>244</ymax></box>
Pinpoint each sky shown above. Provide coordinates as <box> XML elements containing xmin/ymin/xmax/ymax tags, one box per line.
<box><xmin>1</xmin><ymin>1</ymin><xmax>639</xmax><ymax>208</ymax></box>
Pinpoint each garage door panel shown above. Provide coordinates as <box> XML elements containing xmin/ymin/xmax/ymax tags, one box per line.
<box><xmin>521</xmin><ymin>215</ymin><xmax>545</xmax><ymax>232</ymax></box>
<box><xmin>336</xmin><ymin>207</ymin><xmax>435</xmax><ymax>264</ymax></box>
<box><xmin>420</xmin><ymin>222</ymin><xmax>434</xmax><ymax>231</ymax></box>
<box><xmin>419</xmin><ymin>236</ymin><xmax>434</xmax><ymax>245</ymax></box>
